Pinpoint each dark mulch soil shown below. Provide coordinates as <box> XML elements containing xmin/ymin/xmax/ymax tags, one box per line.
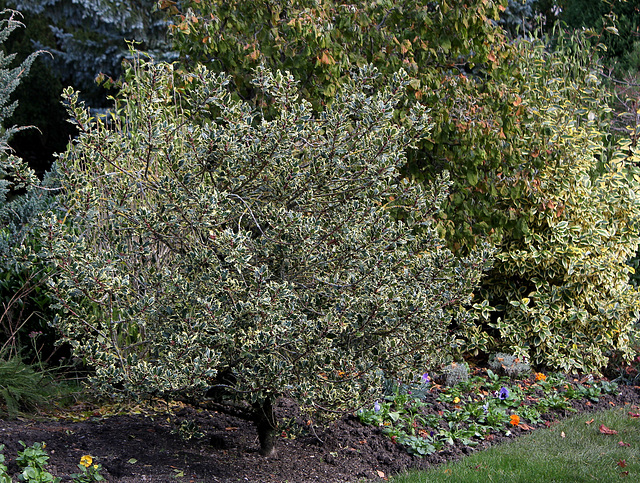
<box><xmin>2</xmin><ymin>375</ymin><xmax>640</xmax><ymax>483</ymax></box>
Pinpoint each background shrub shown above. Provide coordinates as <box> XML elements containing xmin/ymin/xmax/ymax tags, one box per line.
<box><xmin>470</xmin><ymin>32</ymin><xmax>640</xmax><ymax>372</ymax></box>
<box><xmin>162</xmin><ymin>0</ymin><xmax>640</xmax><ymax>372</ymax></box>
<box><xmin>0</xmin><ymin>9</ymin><xmax>62</xmax><ymax>364</ymax></box>
<box><xmin>558</xmin><ymin>0</ymin><xmax>640</xmax><ymax>76</ymax></box>
<box><xmin>1</xmin><ymin>169</ymin><xmax>62</xmax><ymax>364</ymax></box>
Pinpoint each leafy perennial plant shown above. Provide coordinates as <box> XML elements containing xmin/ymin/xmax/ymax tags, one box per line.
<box><xmin>0</xmin><ymin>444</ymin><xmax>104</xmax><ymax>483</ymax></box>
<box><xmin>357</xmin><ymin>368</ymin><xmax>619</xmax><ymax>457</ymax></box>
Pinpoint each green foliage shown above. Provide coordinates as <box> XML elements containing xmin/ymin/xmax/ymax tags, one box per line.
<box><xmin>1</xmin><ymin>171</ymin><xmax>62</xmax><ymax>362</ymax></box>
<box><xmin>618</xmin><ymin>40</ymin><xmax>640</xmax><ymax>77</ymax></box>
<box><xmin>43</xmin><ymin>53</ymin><xmax>491</xmax><ymax>453</ymax></box>
<box><xmin>0</xmin><ymin>1</ymin><xmax>76</xmax><ymax>174</ymax></box>
<box><xmin>14</xmin><ymin>441</ymin><xmax>60</xmax><ymax>483</ymax></box>
<box><xmin>0</xmin><ymin>445</ymin><xmax>10</xmax><ymax>483</ymax></box>
<box><xmin>165</xmin><ymin>0</ymin><xmax>509</xmax><ymax>108</ymax></box>
<box><xmin>469</xmin><ymin>31</ymin><xmax>640</xmax><ymax>372</ymax></box>
<box><xmin>163</xmin><ymin>0</ymin><xmax>640</xmax><ymax>373</ymax></box>
<box><xmin>359</xmin><ymin>369</ymin><xmax>611</xmax><ymax>458</ymax></box>
<box><xmin>0</xmin><ymin>352</ymin><xmax>51</xmax><ymax>417</ymax></box>
<box><xmin>70</xmin><ymin>456</ymin><xmax>105</xmax><ymax>483</ymax></box>
<box><xmin>0</xmin><ymin>8</ymin><xmax>39</xmax><ymax>204</ymax></box>
<box><xmin>1</xmin><ymin>445</ymin><xmax>103</xmax><ymax>483</ymax></box>
<box><xmin>559</xmin><ymin>0</ymin><xmax>640</xmax><ymax>76</ymax></box>
<box><xmin>7</xmin><ymin>0</ymin><xmax>173</xmax><ymax>106</ymax></box>
<box><xmin>162</xmin><ymin>0</ymin><xmax>519</xmax><ymax>251</ymax></box>
<box><xmin>0</xmin><ymin>6</ymin><xmax>41</xmax><ymax>228</ymax></box>
<box><xmin>499</xmin><ymin>0</ymin><xmax>546</xmax><ymax>38</ymax></box>
<box><xmin>0</xmin><ymin>9</ymin><xmax>63</xmax><ymax>363</ymax></box>
<box><xmin>171</xmin><ymin>419</ymin><xmax>204</xmax><ymax>442</ymax></box>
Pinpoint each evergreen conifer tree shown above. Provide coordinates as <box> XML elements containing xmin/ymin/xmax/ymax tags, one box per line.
<box><xmin>0</xmin><ymin>8</ymin><xmax>39</xmax><ymax>207</ymax></box>
<box><xmin>7</xmin><ymin>0</ymin><xmax>173</xmax><ymax>105</ymax></box>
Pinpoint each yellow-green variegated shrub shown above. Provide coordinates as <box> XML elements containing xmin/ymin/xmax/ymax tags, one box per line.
<box><xmin>468</xmin><ymin>35</ymin><xmax>640</xmax><ymax>372</ymax></box>
<box><xmin>43</xmin><ymin>57</ymin><xmax>491</xmax><ymax>455</ymax></box>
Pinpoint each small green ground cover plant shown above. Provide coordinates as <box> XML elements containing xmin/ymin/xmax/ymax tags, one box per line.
<box><xmin>0</xmin><ymin>443</ymin><xmax>103</xmax><ymax>483</ymax></box>
<box><xmin>14</xmin><ymin>441</ymin><xmax>59</xmax><ymax>483</ymax></box>
<box><xmin>357</xmin><ymin>366</ymin><xmax>619</xmax><ymax>458</ymax></box>
<box><xmin>0</xmin><ymin>445</ymin><xmax>9</xmax><ymax>483</ymax></box>
<box><xmin>391</xmin><ymin>406</ymin><xmax>640</xmax><ymax>482</ymax></box>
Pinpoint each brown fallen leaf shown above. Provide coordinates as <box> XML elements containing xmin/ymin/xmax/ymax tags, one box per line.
<box><xmin>628</xmin><ymin>412</ymin><xmax>640</xmax><ymax>418</ymax></box>
<box><xmin>518</xmin><ymin>423</ymin><xmax>534</xmax><ymax>431</ymax></box>
<box><xmin>617</xmin><ymin>459</ymin><xmax>627</xmax><ymax>468</ymax></box>
<box><xmin>376</xmin><ymin>470</ymin><xmax>385</xmax><ymax>478</ymax></box>
<box><xmin>225</xmin><ymin>427</ymin><xmax>239</xmax><ymax>431</ymax></box>
<box><xmin>585</xmin><ymin>418</ymin><xmax>594</xmax><ymax>425</ymax></box>
<box><xmin>599</xmin><ymin>424</ymin><xmax>618</xmax><ymax>435</ymax></box>
<box><xmin>619</xmin><ymin>441</ymin><xmax>631</xmax><ymax>447</ymax></box>
<box><xmin>561</xmin><ymin>431</ymin><xmax>566</xmax><ymax>438</ymax></box>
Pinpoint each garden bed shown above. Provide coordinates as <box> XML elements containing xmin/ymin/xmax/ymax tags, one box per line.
<box><xmin>1</xmin><ymin>370</ymin><xmax>640</xmax><ymax>482</ymax></box>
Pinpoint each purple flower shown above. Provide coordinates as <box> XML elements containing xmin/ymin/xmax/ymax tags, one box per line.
<box><xmin>421</xmin><ymin>373</ymin><xmax>430</xmax><ymax>384</ymax></box>
<box><xmin>498</xmin><ymin>387</ymin><xmax>509</xmax><ymax>400</ymax></box>
<box><xmin>374</xmin><ymin>401</ymin><xmax>381</xmax><ymax>413</ymax></box>
<box><xmin>483</xmin><ymin>402</ymin><xmax>489</xmax><ymax>413</ymax></box>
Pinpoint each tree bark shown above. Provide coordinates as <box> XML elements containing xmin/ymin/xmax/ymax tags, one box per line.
<box><xmin>253</xmin><ymin>397</ymin><xmax>278</xmax><ymax>456</ymax></box>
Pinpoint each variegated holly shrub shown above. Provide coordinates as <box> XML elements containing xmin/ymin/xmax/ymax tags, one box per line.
<box><xmin>43</xmin><ymin>56</ymin><xmax>491</xmax><ymax>455</ymax></box>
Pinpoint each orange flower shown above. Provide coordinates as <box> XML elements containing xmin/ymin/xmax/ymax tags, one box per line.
<box><xmin>510</xmin><ymin>414</ymin><xmax>520</xmax><ymax>426</ymax></box>
<box><xmin>535</xmin><ymin>373</ymin><xmax>547</xmax><ymax>381</ymax></box>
